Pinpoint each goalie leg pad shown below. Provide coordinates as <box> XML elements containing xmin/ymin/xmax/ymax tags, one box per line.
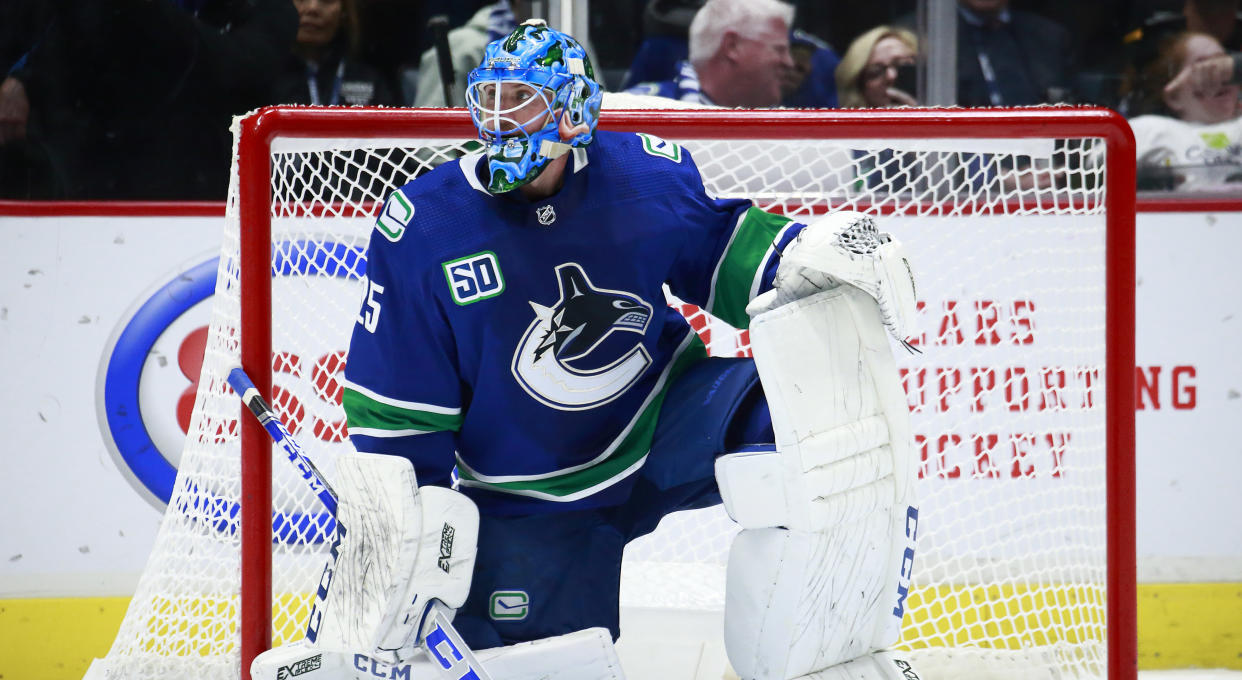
<box><xmin>309</xmin><ymin>453</ymin><xmax>479</xmax><ymax>665</ymax></box>
<box><xmin>719</xmin><ymin>287</ymin><xmax>919</xmax><ymax>679</ymax></box>
<box><xmin>792</xmin><ymin>651</ymin><xmax>925</xmax><ymax>680</ymax></box>
<box><xmin>252</xmin><ymin>628</ymin><xmax>625</xmax><ymax>680</ymax></box>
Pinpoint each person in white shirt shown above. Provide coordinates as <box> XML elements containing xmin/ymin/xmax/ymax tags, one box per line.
<box><xmin>1127</xmin><ymin>31</ymin><xmax>1242</xmax><ymax>190</ymax></box>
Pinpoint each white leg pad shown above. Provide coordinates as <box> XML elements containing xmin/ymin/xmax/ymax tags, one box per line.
<box><xmin>252</xmin><ymin>627</ymin><xmax>625</xmax><ymax>680</ymax></box>
<box><xmin>309</xmin><ymin>453</ymin><xmax>479</xmax><ymax>665</ymax></box>
<box><xmin>792</xmin><ymin>651</ymin><xmax>925</xmax><ymax>680</ymax></box>
<box><xmin>719</xmin><ymin>287</ymin><xmax>919</xmax><ymax>680</ymax></box>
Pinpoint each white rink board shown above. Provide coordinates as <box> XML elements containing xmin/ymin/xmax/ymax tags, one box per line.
<box><xmin>0</xmin><ymin>208</ymin><xmax>1239</xmax><ymax>599</ymax></box>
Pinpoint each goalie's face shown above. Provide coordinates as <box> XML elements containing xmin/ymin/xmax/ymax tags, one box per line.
<box><xmin>467</xmin><ymin>80</ymin><xmax>560</xmax><ymax>140</ymax></box>
<box><xmin>466</xmin><ymin>71</ymin><xmax>578</xmax><ymax>194</ymax></box>
<box><xmin>466</xmin><ymin>23</ymin><xmax>602</xmax><ymax>195</ymax></box>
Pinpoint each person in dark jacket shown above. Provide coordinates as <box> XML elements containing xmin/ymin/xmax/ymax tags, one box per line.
<box><xmin>274</xmin><ymin>0</ymin><xmax>399</xmax><ymax>107</ymax></box>
<box><xmin>0</xmin><ymin>0</ymin><xmax>298</xmax><ymax>199</ymax></box>
<box><xmin>953</xmin><ymin>0</ymin><xmax>1077</xmax><ymax>106</ymax></box>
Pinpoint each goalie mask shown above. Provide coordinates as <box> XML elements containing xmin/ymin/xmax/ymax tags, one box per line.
<box><xmin>466</xmin><ymin>20</ymin><xmax>602</xmax><ymax>194</ymax></box>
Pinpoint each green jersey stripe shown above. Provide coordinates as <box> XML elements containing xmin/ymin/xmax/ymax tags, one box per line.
<box><xmin>343</xmin><ymin>387</ymin><xmax>465</xmax><ymax>434</ymax></box>
<box><xmin>340</xmin><ymin>378</ymin><xmax>461</xmax><ymax>414</ymax></box>
<box><xmin>750</xmin><ymin>219</ymin><xmax>803</xmax><ymax>301</ymax></box>
<box><xmin>710</xmin><ymin>206</ymin><xmax>793</xmax><ymax>328</ymax></box>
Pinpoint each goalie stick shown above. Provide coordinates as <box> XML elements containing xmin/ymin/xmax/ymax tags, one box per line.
<box><xmin>227</xmin><ymin>366</ymin><xmax>493</xmax><ymax>680</ymax></box>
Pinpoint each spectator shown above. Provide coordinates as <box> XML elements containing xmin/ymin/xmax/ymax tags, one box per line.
<box><xmin>274</xmin><ymin>0</ymin><xmax>398</xmax><ymax>106</ymax></box>
<box><xmin>413</xmin><ymin>2</ymin><xmax>523</xmax><ymax>107</ymax></box>
<box><xmin>625</xmin><ymin>0</ymin><xmax>795</xmax><ymax>108</ymax></box>
<box><xmin>834</xmin><ymin>26</ymin><xmax>918</xmax><ymax>108</ymax></box>
<box><xmin>619</xmin><ymin>0</ymin><xmax>704</xmax><ymax>90</ymax></box>
<box><xmin>0</xmin><ymin>0</ymin><xmax>297</xmax><ymax>200</ymax></box>
<box><xmin>951</xmin><ymin>0</ymin><xmax>1076</xmax><ymax>106</ymax></box>
<box><xmin>623</xmin><ymin>1</ymin><xmax>833</xmax><ymax>109</ymax></box>
<box><xmin>1185</xmin><ymin>0</ymin><xmax>1242</xmax><ymax>48</ymax></box>
<box><xmin>1124</xmin><ymin>31</ymin><xmax>1242</xmax><ymax>190</ymax></box>
<box><xmin>1163</xmin><ymin>49</ymin><xmax>1242</xmax><ymax>99</ymax></box>
<box><xmin>1125</xmin><ymin>2</ymin><xmax>1242</xmax><ymax>71</ymax></box>
<box><xmin>780</xmin><ymin>29</ymin><xmax>841</xmax><ymax>108</ymax></box>
<box><xmin>0</xmin><ymin>0</ymin><xmax>54</xmax><ymax>197</ymax></box>
<box><xmin>831</xmin><ymin>26</ymin><xmax>919</xmax><ymax>194</ymax></box>
<box><xmin>355</xmin><ymin>0</ymin><xmax>439</xmax><ymax>98</ymax></box>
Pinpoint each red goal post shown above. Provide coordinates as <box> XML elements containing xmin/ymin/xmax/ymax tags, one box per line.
<box><xmin>92</xmin><ymin>106</ymin><xmax>1136</xmax><ymax>680</ymax></box>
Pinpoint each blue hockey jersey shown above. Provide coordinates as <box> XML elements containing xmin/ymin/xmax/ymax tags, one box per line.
<box><xmin>342</xmin><ymin>130</ymin><xmax>803</xmax><ymax>515</ymax></box>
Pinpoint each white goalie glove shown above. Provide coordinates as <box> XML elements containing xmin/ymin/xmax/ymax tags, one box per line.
<box><xmin>747</xmin><ymin>210</ymin><xmax>917</xmax><ymax>344</ymax></box>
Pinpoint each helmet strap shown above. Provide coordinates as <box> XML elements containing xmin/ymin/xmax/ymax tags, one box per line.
<box><xmin>538</xmin><ymin>139</ymin><xmax>572</xmax><ymax>159</ymax></box>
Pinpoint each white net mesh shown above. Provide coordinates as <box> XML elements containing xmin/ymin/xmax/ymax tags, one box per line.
<box><xmin>92</xmin><ymin>107</ymin><xmax>1123</xmax><ymax>680</ymax></box>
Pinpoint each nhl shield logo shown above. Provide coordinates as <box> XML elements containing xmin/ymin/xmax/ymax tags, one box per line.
<box><xmin>535</xmin><ymin>205</ymin><xmax>556</xmax><ymax>225</ymax></box>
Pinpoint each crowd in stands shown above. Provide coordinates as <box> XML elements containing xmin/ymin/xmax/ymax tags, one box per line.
<box><xmin>2</xmin><ymin>0</ymin><xmax>1241</xmax><ymax>199</ymax></box>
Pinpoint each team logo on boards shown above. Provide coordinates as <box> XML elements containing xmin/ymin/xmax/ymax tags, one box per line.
<box><xmin>98</xmin><ymin>241</ymin><xmax>365</xmax><ymax>513</ymax></box>
<box><xmin>489</xmin><ymin>590</ymin><xmax>530</xmax><ymax>620</ymax></box>
<box><xmin>511</xmin><ymin>263</ymin><xmax>653</xmax><ymax>411</ymax></box>
<box><xmin>96</xmin><ymin>255</ymin><xmax>220</xmax><ymax>509</ymax></box>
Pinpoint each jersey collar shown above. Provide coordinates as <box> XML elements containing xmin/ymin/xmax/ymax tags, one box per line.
<box><xmin>460</xmin><ymin>151</ymin><xmax>491</xmax><ymax>195</ymax></box>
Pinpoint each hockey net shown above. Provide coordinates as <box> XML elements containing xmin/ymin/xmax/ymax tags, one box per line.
<box><xmin>89</xmin><ymin>105</ymin><xmax>1135</xmax><ymax>680</ymax></box>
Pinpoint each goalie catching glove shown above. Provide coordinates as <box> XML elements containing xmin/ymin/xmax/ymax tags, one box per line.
<box><xmin>748</xmin><ymin>210</ymin><xmax>917</xmax><ymax>344</ymax></box>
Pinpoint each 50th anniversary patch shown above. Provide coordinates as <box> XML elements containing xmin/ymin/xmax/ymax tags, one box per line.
<box><xmin>443</xmin><ymin>251</ymin><xmax>505</xmax><ymax>305</ymax></box>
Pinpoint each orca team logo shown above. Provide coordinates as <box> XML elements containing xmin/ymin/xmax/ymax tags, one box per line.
<box><xmin>511</xmin><ymin>263</ymin><xmax>652</xmax><ymax>410</ymax></box>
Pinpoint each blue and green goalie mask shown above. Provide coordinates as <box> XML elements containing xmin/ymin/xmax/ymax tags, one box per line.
<box><xmin>466</xmin><ymin>20</ymin><xmax>602</xmax><ymax>193</ymax></box>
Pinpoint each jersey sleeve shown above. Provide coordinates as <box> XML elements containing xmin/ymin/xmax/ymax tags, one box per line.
<box><xmin>664</xmin><ymin>145</ymin><xmax>805</xmax><ymax>329</ymax></box>
<box><xmin>342</xmin><ymin>198</ymin><xmax>463</xmax><ymax>487</ymax></box>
